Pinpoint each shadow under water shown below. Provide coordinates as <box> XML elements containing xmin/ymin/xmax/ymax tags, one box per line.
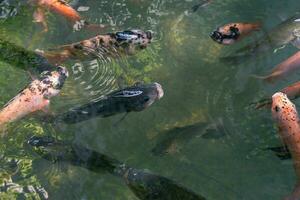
<box><xmin>27</xmin><ymin>135</ymin><xmax>206</xmax><ymax>200</ymax></box>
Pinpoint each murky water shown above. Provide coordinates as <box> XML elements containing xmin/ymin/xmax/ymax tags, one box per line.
<box><xmin>2</xmin><ymin>0</ymin><xmax>300</xmax><ymax>199</ymax></box>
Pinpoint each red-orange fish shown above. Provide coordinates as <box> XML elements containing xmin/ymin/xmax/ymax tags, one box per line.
<box><xmin>30</xmin><ymin>0</ymin><xmax>104</xmax><ymax>32</ymax></box>
<box><xmin>32</xmin><ymin>0</ymin><xmax>81</xmax><ymax>22</ymax></box>
<box><xmin>272</xmin><ymin>92</ymin><xmax>300</xmax><ymax>200</ymax></box>
<box><xmin>210</xmin><ymin>22</ymin><xmax>261</xmax><ymax>45</ymax></box>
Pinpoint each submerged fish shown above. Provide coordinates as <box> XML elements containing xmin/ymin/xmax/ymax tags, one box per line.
<box><xmin>272</xmin><ymin>92</ymin><xmax>300</xmax><ymax>200</ymax></box>
<box><xmin>232</xmin><ymin>14</ymin><xmax>300</xmax><ymax>56</ymax></box>
<box><xmin>210</xmin><ymin>22</ymin><xmax>261</xmax><ymax>45</ymax></box>
<box><xmin>0</xmin><ymin>66</ymin><xmax>68</xmax><ymax>129</ymax></box>
<box><xmin>37</xmin><ymin>29</ymin><xmax>153</xmax><ymax>65</ymax></box>
<box><xmin>30</xmin><ymin>0</ymin><xmax>104</xmax><ymax>32</ymax></box>
<box><xmin>27</xmin><ymin>135</ymin><xmax>206</xmax><ymax>200</ymax></box>
<box><xmin>254</xmin><ymin>51</ymin><xmax>300</xmax><ymax>83</ymax></box>
<box><xmin>191</xmin><ymin>0</ymin><xmax>212</xmax><ymax>12</ymax></box>
<box><xmin>252</xmin><ymin>81</ymin><xmax>300</xmax><ymax>109</ymax></box>
<box><xmin>51</xmin><ymin>82</ymin><xmax>163</xmax><ymax>124</ymax></box>
<box><xmin>0</xmin><ymin>38</ymin><xmax>54</xmax><ymax>73</ymax></box>
<box><xmin>151</xmin><ymin>119</ymin><xmax>226</xmax><ymax>156</ymax></box>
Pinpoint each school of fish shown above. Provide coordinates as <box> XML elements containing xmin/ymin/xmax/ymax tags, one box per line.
<box><xmin>3</xmin><ymin>0</ymin><xmax>300</xmax><ymax>199</ymax></box>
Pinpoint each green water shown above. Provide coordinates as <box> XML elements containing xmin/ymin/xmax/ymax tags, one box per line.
<box><xmin>1</xmin><ymin>0</ymin><xmax>300</xmax><ymax>199</ymax></box>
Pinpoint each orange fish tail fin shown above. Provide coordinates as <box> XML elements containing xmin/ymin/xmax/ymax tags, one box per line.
<box><xmin>36</xmin><ymin>48</ymin><xmax>71</xmax><ymax>65</ymax></box>
<box><xmin>252</xmin><ymin>22</ymin><xmax>262</xmax><ymax>31</ymax></box>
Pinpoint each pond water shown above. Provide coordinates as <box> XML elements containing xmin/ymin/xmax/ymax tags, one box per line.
<box><xmin>1</xmin><ymin>0</ymin><xmax>300</xmax><ymax>199</ymax></box>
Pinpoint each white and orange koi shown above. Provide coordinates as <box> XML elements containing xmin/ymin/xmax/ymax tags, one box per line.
<box><xmin>272</xmin><ymin>92</ymin><xmax>300</xmax><ymax>200</ymax></box>
<box><xmin>0</xmin><ymin>66</ymin><xmax>68</xmax><ymax>129</ymax></box>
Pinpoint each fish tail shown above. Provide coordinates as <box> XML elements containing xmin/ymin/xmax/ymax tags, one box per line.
<box><xmin>252</xmin><ymin>22</ymin><xmax>262</xmax><ymax>30</ymax></box>
<box><xmin>249</xmin><ymin>74</ymin><xmax>275</xmax><ymax>83</ymax></box>
<box><xmin>35</xmin><ymin>48</ymin><xmax>71</xmax><ymax>65</ymax></box>
<box><xmin>249</xmin><ymin>98</ymin><xmax>272</xmax><ymax>110</ymax></box>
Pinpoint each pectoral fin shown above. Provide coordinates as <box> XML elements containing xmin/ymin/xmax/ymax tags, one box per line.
<box><xmin>291</xmin><ymin>37</ymin><xmax>300</xmax><ymax>49</ymax></box>
<box><xmin>33</xmin><ymin>7</ymin><xmax>48</xmax><ymax>33</ymax></box>
<box><xmin>265</xmin><ymin>146</ymin><xmax>291</xmax><ymax>160</ymax></box>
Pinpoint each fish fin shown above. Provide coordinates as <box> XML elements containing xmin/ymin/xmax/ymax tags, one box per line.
<box><xmin>113</xmin><ymin>113</ymin><xmax>129</xmax><ymax>127</ymax></box>
<box><xmin>291</xmin><ymin>37</ymin><xmax>300</xmax><ymax>49</ymax></box>
<box><xmin>26</xmin><ymin>71</ymin><xmax>38</xmax><ymax>81</ymax></box>
<box><xmin>35</xmin><ymin>48</ymin><xmax>71</xmax><ymax>65</ymax></box>
<box><xmin>273</xmin><ymin>45</ymin><xmax>286</xmax><ymax>53</ymax></box>
<box><xmin>41</xmin><ymin>104</ymin><xmax>51</xmax><ymax>114</ymax></box>
<box><xmin>33</xmin><ymin>8</ymin><xmax>48</xmax><ymax>33</ymax></box>
<box><xmin>265</xmin><ymin>146</ymin><xmax>291</xmax><ymax>160</ymax></box>
<box><xmin>250</xmin><ymin>98</ymin><xmax>272</xmax><ymax>110</ymax></box>
<box><xmin>250</xmin><ymin>22</ymin><xmax>262</xmax><ymax>31</ymax></box>
<box><xmin>250</xmin><ymin>73</ymin><xmax>278</xmax><ymax>84</ymax></box>
<box><xmin>191</xmin><ymin>0</ymin><xmax>212</xmax><ymax>12</ymax></box>
<box><xmin>0</xmin><ymin>124</ymin><xmax>8</xmax><ymax>137</ymax></box>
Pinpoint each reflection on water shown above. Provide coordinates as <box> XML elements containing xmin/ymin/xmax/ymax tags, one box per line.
<box><xmin>1</xmin><ymin>0</ymin><xmax>300</xmax><ymax>199</ymax></box>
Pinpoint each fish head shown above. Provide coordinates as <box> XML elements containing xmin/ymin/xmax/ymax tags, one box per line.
<box><xmin>40</xmin><ymin>66</ymin><xmax>69</xmax><ymax>98</ymax></box>
<box><xmin>111</xmin><ymin>82</ymin><xmax>163</xmax><ymax>112</ymax></box>
<box><xmin>115</xmin><ymin>29</ymin><xmax>152</xmax><ymax>49</ymax></box>
<box><xmin>271</xmin><ymin>92</ymin><xmax>299</xmax><ymax>129</ymax></box>
<box><xmin>210</xmin><ymin>25</ymin><xmax>240</xmax><ymax>45</ymax></box>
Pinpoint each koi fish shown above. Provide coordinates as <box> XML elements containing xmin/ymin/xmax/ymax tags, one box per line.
<box><xmin>254</xmin><ymin>51</ymin><xmax>300</xmax><ymax>83</ymax></box>
<box><xmin>52</xmin><ymin>82</ymin><xmax>163</xmax><ymax>124</ymax></box>
<box><xmin>0</xmin><ymin>66</ymin><xmax>68</xmax><ymax>129</ymax></box>
<box><xmin>37</xmin><ymin>29</ymin><xmax>153</xmax><ymax>65</ymax></box>
<box><xmin>210</xmin><ymin>22</ymin><xmax>261</xmax><ymax>45</ymax></box>
<box><xmin>30</xmin><ymin>0</ymin><xmax>104</xmax><ymax>32</ymax></box>
<box><xmin>272</xmin><ymin>92</ymin><xmax>300</xmax><ymax>200</ymax></box>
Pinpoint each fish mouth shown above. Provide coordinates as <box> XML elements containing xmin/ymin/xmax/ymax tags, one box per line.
<box><xmin>154</xmin><ymin>82</ymin><xmax>164</xmax><ymax>99</ymax></box>
<box><xmin>210</xmin><ymin>31</ymin><xmax>223</xmax><ymax>43</ymax></box>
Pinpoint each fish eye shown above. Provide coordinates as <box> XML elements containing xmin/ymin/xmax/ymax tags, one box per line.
<box><xmin>274</xmin><ymin>106</ymin><xmax>280</xmax><ymax>112</ymax></box>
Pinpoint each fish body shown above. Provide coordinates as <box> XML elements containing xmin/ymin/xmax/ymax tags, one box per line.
<box><xmin>272</xmin><ymin>92</ymin><xmax>300</xmax><ymax>199</ymax></box>
<box><xmin>255</xmin><ymin>51</ymin><xmax>300</xmax><ymax>83</ymax></box>
<box><xmin>151</xmin><ymin>119</ymin><xmax>226</xmax><ymax>156</ymax></box>
<box><xmin>55</xmin><ymin>82</ymin><xmax>163</xmax><ymax>124</ymax></box>
<box><xmin>38</xmin><ymin>29</ymin><xmax>153</xmax><ymax>64</ymax></box>
<box><xmin>210</xmin><ymin>22</ymin><xmax>261</xmax><ymax>45</ymax></box>
<box><xmin>27</xmin><ymin>136</ymin><xmax>206</xmax><ymax>200</ymax></box>
<box><xmin>0</xmin><ymin>66</ymin><xmax>68</xmax><ymax>127</ymax></box>
<box><xmin>32</xmin><ymin>0</ymin><xmax>81</xmax><ymax>22</ymax></box>
<box><xmin>234</xmin><ymin>14</ymin><xmax>300</xmax><ymax>55</ymax></box>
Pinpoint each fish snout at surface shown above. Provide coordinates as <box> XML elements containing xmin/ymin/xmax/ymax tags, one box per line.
<box><xmin>41</xmin><ymin>66</ymin><xmax>69</xmax><ymax>98</ymax></box>
<box><xmin>141</xmin><ymin>82</ymin><xmax>164</xmax><ymax>109</ymax></box>
<box><xmin>271</xmin><ymin>92</ymin><xmax>297</xmax><ymax>124</ymax></box>
<box><xmin>210</xmin><ymin>26</ymin><xmax>240</xmax><ymax>45</ymax></box>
